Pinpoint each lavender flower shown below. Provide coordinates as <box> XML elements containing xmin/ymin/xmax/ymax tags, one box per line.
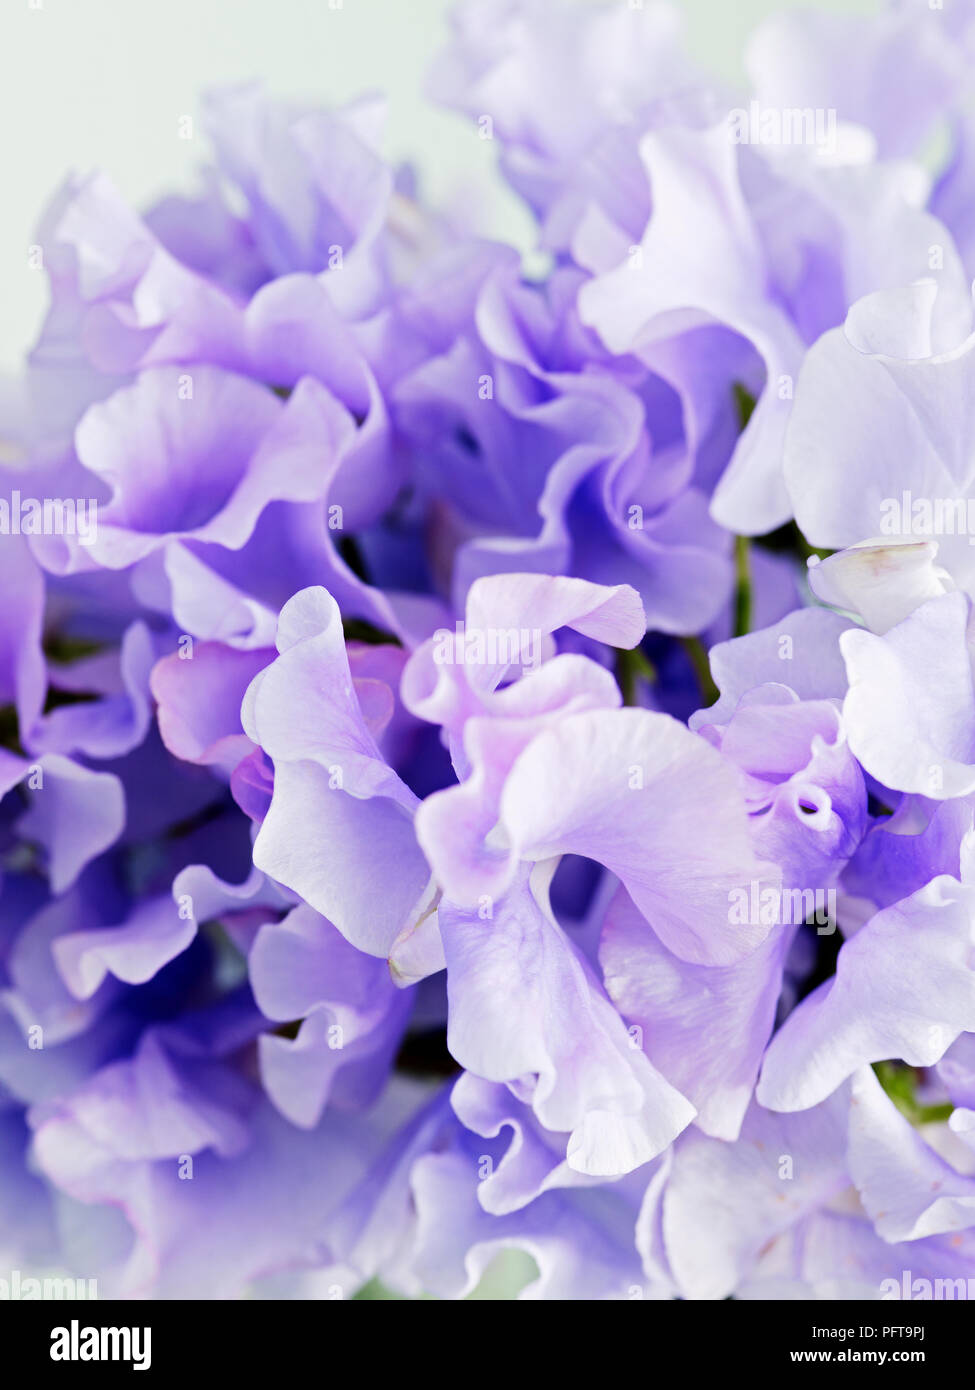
<box><xmin>2</xmin><ymin>0</ymin><xmax>975</xmax><ymax>1304</ymax></box>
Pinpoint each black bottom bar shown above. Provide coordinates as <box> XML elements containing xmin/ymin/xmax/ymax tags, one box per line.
<box><xmin>0</xmin><ymin>1298</ymin><xmax>963</xmax><ymax>1376</ymax></box>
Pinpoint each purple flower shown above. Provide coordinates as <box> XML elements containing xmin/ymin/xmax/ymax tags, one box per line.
<box><xmin>4</xmin><ymin>0</ymin><xmax>975</xmax><ymax>1303</ymax></box>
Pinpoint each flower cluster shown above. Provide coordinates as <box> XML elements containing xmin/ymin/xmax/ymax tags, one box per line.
<box><xmin>4</xmin><ymin>0</ymin><xmax>975</xmax><ymax>1300</ymax></box>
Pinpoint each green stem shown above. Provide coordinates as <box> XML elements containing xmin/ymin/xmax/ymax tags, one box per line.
<box><xmin>792</xmin><ymin>522</ymin><xmax>832</xmax><ymax>564</ymax></box>
<box><xmin>616</xmin><ymin>646</ymin><xmax>658</xmax><ymax>706</ymax></box>
<box><xmin>679</xmin><ymin>636</ymin><xmax>719</xmax><ymax>709</ymax></box>
<box><xmin>733</xmin><ymin>534</ymin><xmax>752</xmax><ymax>638</ymax></box>
<box><xmin>0</xmin><ymin>705</ymin><xmax>23</xmax><ymax>756</ymax></box>
<box><xmin>873</xmin><ymin>1060</ymin><xmax>954</xmax><ymax>1127</ymax></box>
